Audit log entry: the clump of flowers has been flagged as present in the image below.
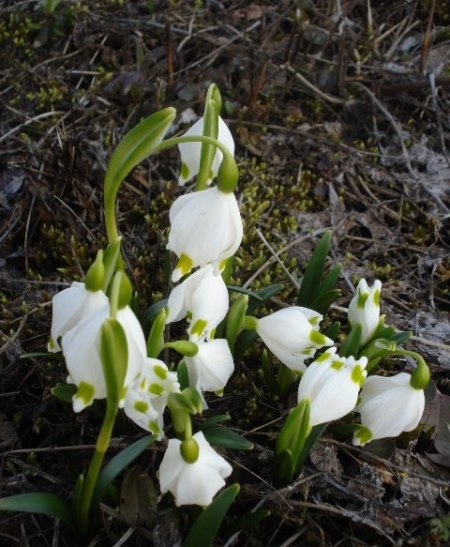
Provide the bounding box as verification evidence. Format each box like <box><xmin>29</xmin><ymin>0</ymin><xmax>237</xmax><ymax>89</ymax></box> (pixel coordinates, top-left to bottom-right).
<box><xmin>0</xmin><ymin>84</ymin><xmax>430</xmax><ymax>543</ymax></box>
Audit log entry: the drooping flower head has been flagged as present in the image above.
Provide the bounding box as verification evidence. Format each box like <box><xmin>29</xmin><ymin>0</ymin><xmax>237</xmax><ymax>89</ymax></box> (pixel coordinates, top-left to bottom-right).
<box><xmin>184</xmin><ymin>338</ymin><xmax>234</xmax><ymax>394</ymax></box>
<box><xmin>48</xmin><ymin>281</ymin><xmax>109</xmax><ymax>352</ymax></box>
<box><xmin>353</xmin><ymin>372</ymin><xmax>425</xmax><ymax>446</ymax></box>
<box><xmin>166</xmin><ymin>265</ymin><xmax>229</xmax><ymax>341</ymax></box>
<box><xmin>124</xmin><ymin>358</ymin><xmax>180</xmax><ymax>439</ymax></box>
<box><xmin>348</xmin><ymin>279</ymin><xmax>382</xmax><ymax>345</ymax></box>
<box><xmin>256</xmin><ymin>306</ymin><xmax>334</xmax><ymax>373</ymax></box>
<box><xmin>297</xmin><ymin>347</ymin><xmax>368</xmax><ymax>426</ymax></box>
<box><xmin>159</xmin><ymin>431</ymin><xmax>232</xmax><ymax>506</ymax></box>
<box><xmin>178</xmin><ymin>116</ymin><xmax>235</xmax><ymax>186</ymax></box>
<box><xmin>61</xmin><ymin>305</ymin><xmax>147</xmax><ymax>412</ymax></box>
<box><xmin>167</xmin><ymin>187</ymin><xmax>243</xmax><ymax>282</ymax></box>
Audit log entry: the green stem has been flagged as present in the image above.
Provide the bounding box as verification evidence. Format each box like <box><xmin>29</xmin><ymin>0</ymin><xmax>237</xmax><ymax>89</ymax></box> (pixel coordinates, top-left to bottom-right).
<box><xmin>389</xmin><ymin>349</ymin><xmax>430</xmax><ymax>389</ymax></box>
<box><xmin>155</xmin><ymin>135</ymin><xmax>238</xmax><ymax>192</ymax></box>
<box><xmin>77</xmin><ymin>404</ymin><xmax>117</xmax><ymax>538</ymax></box>
<box><xmin>109</xmin><ymin>272</ymin><xmax>122</xmax><ymax>319</ymax></box>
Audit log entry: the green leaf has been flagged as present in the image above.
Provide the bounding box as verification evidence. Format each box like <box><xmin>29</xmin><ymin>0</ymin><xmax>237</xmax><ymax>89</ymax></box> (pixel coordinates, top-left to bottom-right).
<box><xmin>20</xmin><ymin>352</ymin><xmax>64</xmax><ymax>361</ymax></box>
<box><xmin>183</xmin><ymin>484</ymin><xmax>240</xmax><ymax>547</ymax></box>
<box><xmin>202</xmin><ymin>426</ymin><xmax>253</xmax><ymax>451</ymax></box>
<box><xmin>297</xmin><ymin>230</ymin><xmax>332</xmax><ymax>308</ymax></box>
<box><xmin>142</xmin><ymin>298</ymin><xmax>168</xmax><ymax>331</ymax></box>
<box><xmin>311</xmin><ymin>289</ymin><xmax>341</xmax><ymax>315</ymax></box>
<box><xmin>295</xmin><ymin>422</ymin><xmax>328</xmax><ymax>471</ymax></box>
<box><xmin>202</xmin><ymin>413</ymin><xmax>231</xmax><ymax>428</ymax></box>
<box><xmin>324</xmin><ymin>321</ymin><xmax>341</xmax><ymax>341</ymax></box>
<box><xmin>247</xmin><ymin>283</ymin><xmax>284</xmax><ymax>314</ymax></box>
<box><xmin>147</xmin><ymin>308</ymin><xmax>166</xmax><ymax>358</ymax></box>
<box><xmin>104</xmin><ymin>108</ymin><xmax>176</xmax><ymax>207</ymax></box>
<box><xmin>51</xmin><ymin>383</ymin><xmax>77</xmax><ymax>403</ymax></box>
<box><xmin>276</xmin><ymin>399</ymin><xmax>311</xmax><ymax>468</ymax></box>
<box><xmin>100</xmin><ymin>319</ymin><xmax>128</xmax><ymax>406</ymax></box>
<box><xmin>177</xmin><ymin>360</ymin><xmax>190</xmax><ymax>391</ymax></box>
<box><xmin>228</xmin><ymin>508</ymin><xmax>270</xmax><ymax>535</ymax></box>
<box><xmin>340</xmin><ymin>323</ymin><xmax>362</xmax><ymax>358</ymax></box>
<box><xmin>226</xmin><ymin>295</ymin><xmax>248</xmax><ymax>353</ymax></box>
<box><xmin>274</xmin><ymin>448</ymin><xmax>294</xmax><ymax>486</ymax></box>
<box><xmin>91</xmin><ymin>435</ymin><xmax>155</xmax><ymax>513</ymax></box>
<box><xmin>0</xmin><ymin>493</ymin><xmax>75</xmax><ymax>530</ymax></box>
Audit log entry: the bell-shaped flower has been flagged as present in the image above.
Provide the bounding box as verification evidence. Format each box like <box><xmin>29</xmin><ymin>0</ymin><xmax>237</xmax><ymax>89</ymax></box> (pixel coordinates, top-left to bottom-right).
<box><xmin>348</xmin><ymin>279</ymin><xmax>382</xmax><ymax>345</ymax></box>
<box><xmin>61</xmin><ymin>305</ymin><xmax>147</xmax><ymax>412</ymax></box>
<box><xmin>48</xmin><ymin>282</ymin><xmax>109</xmax><ymax>352</ymax></box>
<box><xmin>256</xmin><ymin>306</ymin><xmax>334</xmax><ymax>373</ymax></box>
<box><xmin>167</xmin><ymin>187</ymin><xmax>243</xmax><ymax>282</ymax></box>
<box><xmin>352</xmin><ymin>372</ymin><xmax>425</xmax><ymax>446</ymax></box>
<box><xmin>166</xmin><ymin>265</ymin><xmax>229</xmax><ymax>341</ymax></box>
<box><xmin>159</xmin><ymin>431</ymin><xmax>232</xmax><ymax>506</ymax></box>
<box><xmin>178</xmin><ymin>116</ymin><xmax>235</xmax><ymax>186</ymax></box>
<box><xmin>297</xmin><ymin>348</ymin><xmax>368</xmax><ymax>426</ymax></box>
<box><xmin>184</xmin><ymin>339</ymin><xmax>234</xmax><ymax>394</ymax></box>
<box><xmin>124</xmin><ymin>358</ymin><xmax>180</xmax><ymax>439</ymax></box>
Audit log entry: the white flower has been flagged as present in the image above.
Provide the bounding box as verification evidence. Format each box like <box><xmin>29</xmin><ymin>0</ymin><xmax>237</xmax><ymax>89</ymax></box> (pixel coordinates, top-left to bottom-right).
<box><xmin>348</xmin><ymin>279</ymin><xmax>382</xmax><ymax>345</ymax></box>
<box><xmin>178</xmin><ymin>116</ymin><xmax>235</xmax><ymax>186</ymax></box>
<box><xmin>353</xmin><ymin>372</ymin><xmax>425</xmax><ymax>446</ymax></box>
<box><xmin>159</xmin><ymin>431</ymin><xmax>232</xmax><ymax>506</ymax></box>
<box><xmin>167</xmin><ymin>187</ymin><xmax>243</xmax><ymax>282</ymax></box>
<box><xmin>48</xmin><ymin>282</ymin><xmax>109</xmax><ymax>352</ymax></box>
<box><xmin>166</xmin><ymin>265</ymin><xmax>229</xmax><ymax>341</ymax></box>
<box><xmin>124</xmin><ymin>358</ymin><xmax>180</xmax><ymax>439</ymax></box>
<box><xmin>256</xmin><ymin>306</ymin><xmax>334</xmax><ymax>373</ymax></box>
<box><xmin>61</xmin><ymin>306</ymin><xmax>147</xmax><ymax>412</ymax></box>
<box><xmin>184</xmin><ymin>339</ymin><xmax>234</xmax><ymax>394</ymax></box>
<box><xmin>297</xmin><ymin>348</ymin><xmax>368</xmax><ymax>426</ymax></box>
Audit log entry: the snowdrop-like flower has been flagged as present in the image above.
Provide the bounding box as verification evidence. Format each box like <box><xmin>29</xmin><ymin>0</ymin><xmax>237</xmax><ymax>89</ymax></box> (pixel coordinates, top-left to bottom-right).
<box><xmin>48</xmin><ymin>282</ymin><xmax>109</xmax><ymax>352</ymax></box>
<box><xmin>167</xmin><ymin>187</ymin><xmax>243</xmax><ymax>282</ymax></box>
<box><xmin>61</xmin><ymin>305</ymin><xmax>147</xmax><ymax>412</ymax></box>
<box><xmin>256</xmin><ymin>307</ymin><xmax>334</xmax><ymax>373</ymax></box>
<box><xmin>166</xmin><ymin>265</ymin><xmax>229</xmax><ymax>341</ymax></box>
<box><xmin>124</xmin><ymin>358</ymin><xmax>180</xmax><ymax>439</ymax></box>
<box><xmin>184</xmin><ymin>339</ymin><xmax>234</xmax><ymax>394</ymax></box>
<box><xmin>353</xmin><ymin>372</ymin><xmax>425</xmax><ymax>446</ymax></box>
<box><xmin>297</xmin><ymin>348</ymin><xmax>368</xmax><ymax>426</ymax></box>
<box><xmin>159</xmin><ymin>431</ymin><xmax>232</xmax><ymax>506</ymax></box>
<box><xmin>348</xmin><ymin>279</ymin><xmax>382</xmax><ymax>345</ymax></box>
<box><xmin>178</xmin><ymin>116</ymin><xmax>235</xmax><ymax>186</ymax></box>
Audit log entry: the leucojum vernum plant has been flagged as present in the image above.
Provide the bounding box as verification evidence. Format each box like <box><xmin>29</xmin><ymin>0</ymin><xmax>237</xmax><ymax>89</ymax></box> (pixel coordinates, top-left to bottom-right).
<box><xmin>0</xmin><ymin>85</ymin><xmax>431</xmax><ymax>544</ymax></box>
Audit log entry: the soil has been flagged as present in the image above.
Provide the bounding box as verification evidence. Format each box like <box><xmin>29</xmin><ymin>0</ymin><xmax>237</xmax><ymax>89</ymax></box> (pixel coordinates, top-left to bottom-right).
<box><xmin>1</xmin><ymin>1</ymin><xmax>450</xmax><ymax>545</ymax></box>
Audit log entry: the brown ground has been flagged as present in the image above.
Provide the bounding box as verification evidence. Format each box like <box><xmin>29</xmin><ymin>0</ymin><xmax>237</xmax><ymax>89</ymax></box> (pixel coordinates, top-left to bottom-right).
<box><xmin>1</xmin><ymin>1</ymin><xmax>450</xmax><ymax>545</ymax></box>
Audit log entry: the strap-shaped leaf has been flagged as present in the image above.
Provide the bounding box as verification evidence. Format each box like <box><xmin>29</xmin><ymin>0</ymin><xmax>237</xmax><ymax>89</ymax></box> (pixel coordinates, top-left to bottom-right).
<box><xmin>104</xmin><ymin>108</ymin><xmax>176</xmax><ymax>241</ymax></box>
<box><xmin>228</xmin><ymin>508</ymin><xmax>271</xmax><ymax>534</ymax></box>
<box><xmin>297</xmin><ymin>230</ymin><xmax>332</xmax><ymax>308</ymax></box>
<box><xmin>202</xmin><ymin>426</ymin><xmax>253</xmax><ymax>451</ymax></box>
<box><xmin>51</xmin><ymin>383</ymin><xmax>76</xmax><ymax>403</ymax></box>
<box><xmin>183</xmin><ymin>484</ymin><xmax>240</xmax><ymax>547</ymax></box>
<box><xmin>0</xmin><ymin>493</ymin><xmax>75</xmax><ymax>530</ymax></box>
<box><xmin>276</xmin><ymin>399</ymin><xmax>311</xmax><ymax>467</ymax></box>
<box><xmin>295</xmin><ymin>422</ymin><xmax>328</xmax><ymax>472</ymax></box>
<box><xmin>91</xmin><ymin>435</ymin><xmax>155</xmax><ymax>512</ymax></box>
<box><xmin>274</xmin><ymin>448</ymin><xmax>295</xmax><ymax>486</ymax></box>
<box><xmin>147</xmin><ymin>308</ymin><xmax>166</xmax><ymax>358</ymax></box>
<box><xmin>226</xmin><ymin>295</ymin><xmax>248</xmax><ymax>353</ymax></box>
<box><xmin>100</xmin><ymin>318</ymin><xmax>128</xmax><ymax>406</ymax></box>
<box><xmin>340</xmin><ymin>323</ymin><xmax>362</xmax><ymax>358</ymax></box>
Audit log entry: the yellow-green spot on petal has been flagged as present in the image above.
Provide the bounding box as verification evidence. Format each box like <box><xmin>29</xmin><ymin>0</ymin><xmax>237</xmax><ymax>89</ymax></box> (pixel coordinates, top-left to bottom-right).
<box><xmin>149</xmin><ymin>420</ymin><xmax>160</xmax><ymax>435</ymax></box>
<box><xmin>355</xmin><ymin>425</ymin><xmax>372</xmax><ymax>445</ymax></box>
<box><xmin>191</xmin><ymin>319</ymin><xmax>207</xmax><ymax>338</ymax></box>
<box><xmin>310</xmin><ymin>330</ymin><xmax>327</xmax><ymax>345</ymax></box>
<box><xmin>308</xmin><ymin>316</ymin><xmax>320</xmax><ymax>326</ymax></box>
<box><xmin>218</xmin><ymin>258</ymin><xmax>228</xmax><ymax>272</ymax></box>
<box><xmin>180</xmin><ymin>161</ymin><xmax>190</xmax><ymax>181</ymax></box>
<box><xmin>149</xmin><ymin>383</ymin><xmax>164</xmax><ymax>396</ymax></box>
<box><xmin>331</xmin><ymin>360</ymin><xmax>344</xmax><ymax>370</ymax></box>
<box><xmin>48</xmin><ymin>338</ymin><xmax>58</xmax><ymax>351</ymax></box>
<box><xmin>153</xmin><ymin>365</ymin><xmax>167</xmax><ymax>380</ymax></box>
<box><xmin>176</xmin><ymin>254</ymin><xmax>193</xmax><ymax>277</ymax></box>
<box><xmin>351</xmin><ymin>364</ymin><xmax>365</xmax><ymax>384</ymax></box>
<box><xmin>373</xmin><ymin>289</ymin><xmax>380</xmax><ymax>307</ymax></box>
<box><xmin>301</xmin><ymin>348</ymin><xmax>314</xmax><ymax>356</ymax></box>
<box><xmin>357</xmin><ymin>292</ymin><xmax>369</xmax><ymax>308</ymax></box>
<box><xmin>134</xmin><ymin>400</ymin><xmax>149</xmax><ymax>413</ymax></box>
<box><xmin>316</xmin><ymin>350</ymin><xmax>333</xmax><ymax>363</ymax></box>
<box><xmin>76</xmin><ymin>382</ymin><xmax>95</xmax><ymax>406</ymax></box>
<box><xmin>140</xmin><ymin>378</ymin><xmax>147</xmax><ymax>390</ymax></box>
